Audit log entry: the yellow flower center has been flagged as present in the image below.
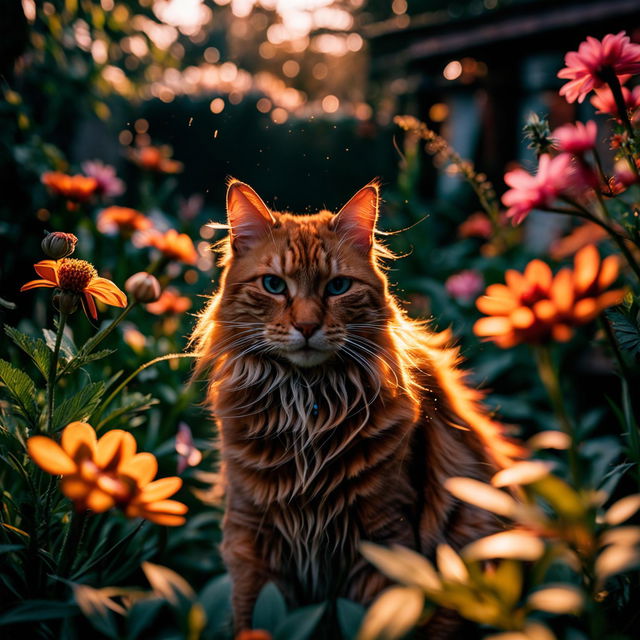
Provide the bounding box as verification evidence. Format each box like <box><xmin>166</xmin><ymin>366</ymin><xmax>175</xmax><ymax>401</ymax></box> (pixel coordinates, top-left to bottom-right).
<box><xmin>58</xmin><ymin>258</ymin><xmax>97</xmax><ymax>292</ymax></box>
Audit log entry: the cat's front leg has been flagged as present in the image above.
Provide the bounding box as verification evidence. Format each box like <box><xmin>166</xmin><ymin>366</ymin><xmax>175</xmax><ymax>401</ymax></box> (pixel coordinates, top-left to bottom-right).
<box><xmin>221</xmin><ymin>513</ymin><xmax>270</xmax><ymax>631</ymax></box>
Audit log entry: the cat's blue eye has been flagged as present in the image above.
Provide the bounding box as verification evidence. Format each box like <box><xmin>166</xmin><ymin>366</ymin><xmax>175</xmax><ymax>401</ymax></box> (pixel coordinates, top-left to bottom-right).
<box><xmin>262</xmin><ymin>275</ymin><xmax>287</xmax><ymax>295</ymax></box>
<box><xmin>326</xmin><ymin>277</ymin><xmax>352</xmax><ymax>296</ymax></box>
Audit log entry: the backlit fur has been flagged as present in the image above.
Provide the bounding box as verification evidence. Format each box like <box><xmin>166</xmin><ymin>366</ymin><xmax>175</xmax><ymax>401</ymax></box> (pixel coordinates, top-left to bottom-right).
<box><xmin>191</xmin><ymin>180</ymin><xmax>521</xmax><ymax>637</ymax></box>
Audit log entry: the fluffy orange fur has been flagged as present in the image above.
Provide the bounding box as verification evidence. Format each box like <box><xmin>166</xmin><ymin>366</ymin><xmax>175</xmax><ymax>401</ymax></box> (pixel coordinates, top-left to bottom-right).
<box><xmin>192</xmin><ymin>179</ymin><xmax>521</xmax><ymax>637</ymax></box>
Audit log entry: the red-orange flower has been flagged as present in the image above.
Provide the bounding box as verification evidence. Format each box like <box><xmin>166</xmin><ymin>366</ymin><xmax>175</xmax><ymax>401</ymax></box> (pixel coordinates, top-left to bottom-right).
<box><xmin>21</xmin><ymin>258</ymin><xmax>127</xmax><ymax>320</ymax></box>
<box><xmin>128</xmin><ymin>145</ymin><xmax>183</xmax><ymax>173</ymax></box>
<box><xmin>473</xmin><ymin>245</ymin><xmax>626</xmax><ymax>348</ymax></box>
<box><xmin>42</xmin><ymin>172</ymin><xmax>99</xmax><ymax>209</ymax></box>
<box><xmin>140</xmin><ymin>229</ymin><xmax>198</xmax><ymax>265</ymax></box>
<box><xmin>28</xmin><ymin>422</ymin><xmax>187</xmax><ymax>526</ymax></box>
<box><xmin>97</xmin><ymin>206</ymin><xmax>152</xmax><ymax>235</ymax></box>
<box><xmin>146</xmin><ymin>288</ymin><xmax>192</xmax><ymax>315</ymax></box>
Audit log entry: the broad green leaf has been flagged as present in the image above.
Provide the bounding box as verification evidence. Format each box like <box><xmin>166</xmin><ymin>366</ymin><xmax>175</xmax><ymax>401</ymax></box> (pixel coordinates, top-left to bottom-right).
<box><xmin>273</xmin><ymin>602</ymin><xmax>326</xmax><ymax>640</ymax></box>
<box><xmin>252</xmin><ymin>582</ymin><xmax>287</xmax><ymax>633</ymax></box>
<box><xmin>96</xmin><ymin>392</ymin><xmax>159</xmax><ymax>430</ymax></box>
<box><xmin>199</xmin><ymin>573</ymin><xmax>232</xmax><ymax>638</ymax></box>
<box><xmin>0</xmin><ymin>359</ymin><xmax>38</xmax><ymax>425</ymax></box>
<box><xmin>127</xmin><ymin>598</ymin><xmax>165</xmax><ymax>639</ymax></box>
<box><xmin>43</xmin><ymin>327</ymin><xmax>77</xmax><ymax>361</ymax></box>
<box><xmin>0</xmin><ymin>600</ymin><xmax>78</xmax><ymax>625</ymax></box>
<box><xmin>357</xmin><ymin>587</ymin><xmax>422</xmax><ymax>640</ymax></box>
<box><xmin>64</xmin><ymin>348</ymin><xmax>115</xmax><ymax>376</ymax></box>
<box><xmin>336</xmin><ymin>598</ymin><xmax>365</xmax><ymax>640</ymax></box>
<box><xmin>606</xmin><ymin>310</ymin><xmax>640</xmax><ymax>356</ymax></box>
<box><xmin>53</xmin><ymin>382</ymin><xmax>105</xmax><ymax>431</ymax></box>
<box><xmin>4</xmin><ymin>325</ymin><xmax>50</xmax><ymax>377</ymax></box>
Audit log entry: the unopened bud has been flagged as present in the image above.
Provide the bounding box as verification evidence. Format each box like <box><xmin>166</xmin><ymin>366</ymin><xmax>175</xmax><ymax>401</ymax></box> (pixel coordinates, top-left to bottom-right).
<box><xmin>42</xmin><ymin>231</ymin><xmax>78</xmax><ymax>259</ymax></box>
<box><xmin>53</xmin><ymin>290</ymin><xmax>80</xmax><ymax>315</ymax></box>
<box><xmin>125</xmin><ymin>271</ymin><xmax>161</xmax><ymax>303</ymax></box>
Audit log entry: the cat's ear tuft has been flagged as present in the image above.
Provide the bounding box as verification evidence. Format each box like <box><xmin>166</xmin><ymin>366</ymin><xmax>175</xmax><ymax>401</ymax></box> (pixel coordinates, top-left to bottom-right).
<box><xmin>332</xmin><ymin>181</ymin><xmax>379</xmax><ymax>252</ymax></box>
<box><xmin>226</xmin><ymin>179</ymin><xmax>275</xmax><ymax>254</ymax></box>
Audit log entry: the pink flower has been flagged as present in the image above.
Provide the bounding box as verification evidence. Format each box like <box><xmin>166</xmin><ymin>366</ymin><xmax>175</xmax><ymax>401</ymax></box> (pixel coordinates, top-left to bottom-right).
<box><xmin>445</xmin><ymin>270</ymin><xmax>484</xmax><ymax>304</ymax></box>
<box><xmin>590</xmin><ymin>85</ymin><xmax>640</xmax><ymax>121</ymax></box>
<box><xmin>553</xmin><ymin>120</ymin><xmax>597</xmax><ymax>154</ymax></box>
<box><xmin>613</xmin><ymin>159</ymin><xmax>639</xmax><ymax>188</ymax></box>
<box><xmin>502</xmin><ymin>154</ymin><xmax>573</xmax><ymax>224</ymax></box>
<box><xmin>557</xmin><ymin>31</ymin><xmax>640</xmax><ymax>103</ymax></box>
<box><xmin>81</xmin><ymin>160</ymin><xmax>125</xmax><ymax>198</ymax></box>
<box><xmin>176</xmin><ymin>423</ymin><xmax>202</xmax><ymax>474</ymax></box>
<box><xmin>458</xmin><ymin>212</ymin><xmax>493</xmax><ymax>239</ymax></box>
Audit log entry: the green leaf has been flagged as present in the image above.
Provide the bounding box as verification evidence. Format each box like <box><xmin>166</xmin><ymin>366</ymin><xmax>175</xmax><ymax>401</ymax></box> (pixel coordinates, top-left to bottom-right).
<box><xmin>96</xmin><ymin>392</ymin><xmax>159</xmax><ymax>430</ymax></box>
<box><xmin>43</xmin><ymin>327</ymin><xmax>77</xmax><ymax>361</ymax></box>
<box><xmin>4</xmin><ymin>325</ymin><xmax>50</xmax><ymax>378</ymax></box>
<box><xmin>199</xmin><ymin>573</ymin><xmax>232</xmax><ymax>638</ymax></box>
<box><xmin>127</xmin><ymin>598</ymin><xmax>165</xmax><ymax>639</ymax></box>
<box><xmin>0</xmin><ymin>359</ymin><xmax>38</xmax><ymax>425</ymax></box>
<box><xmin>0</xmin><ymin>600</ymin><xmax>78</xmax><ymax>625</ymax></box>
<box><xmin>0</xmin><ymin>544</ymin><xmax>24</xmax><ymax>555</ymax></box>
<box><xmin>336</xmin><ymin>598</ymin><xmax>365</xmax><ymax>640</ymax></box>
<box><xmin>64</xmin><ymin>349</ymin><xmax>115</xmax><ymax>376</ymax></box>
<box><xmin>606</xmin><ymin>310</ymin><xmax>640</xmax><ymax>356</ymax></box>
<box><xmin>252</xmin><ymin>582</ymin><xmax>287</xmax><ymax>633</ymax></box>
<box><xmin>53</xmin><ymin>382</ymin><xmax>105</xmax><ymax>431</ymax></box>
<box><xmin>273</xmin><ymin>603</ymin><xmax>326</xmax><ymax>640</ymax></box>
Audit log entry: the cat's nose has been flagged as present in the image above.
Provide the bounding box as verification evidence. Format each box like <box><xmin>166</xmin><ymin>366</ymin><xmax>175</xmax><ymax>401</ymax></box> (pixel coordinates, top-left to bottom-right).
<box><xmin>294</xmin><ymin>322</ymin><xmax>320</xmax><ymax>339</ymax></box>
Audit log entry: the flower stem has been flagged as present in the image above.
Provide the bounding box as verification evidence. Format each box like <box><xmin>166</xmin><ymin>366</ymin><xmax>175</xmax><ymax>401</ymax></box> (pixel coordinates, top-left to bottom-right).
<box><xmin>46</xmin><ymin>311</ymin><xmax>67</xmax><ymax>433</ymax></box>
<box><xmin>58</xmin><ymin>510</ymin><xmax>88</xmax><ymax>577</ymax></box>
<box><xmin>534</xmin><ymin>345</ymin><xmax>580</xmax><ymax>486</ymax></box>
<box><xmin>604</xmin><ymin>71</ymin><xmax>636</xmax><ymax>140</ymax></box>
<box><xmin>93</xmin><ymin>352</ymin><xmax>198</xmax><ymax>429</ymax></box>
<box><xmin>56</xmin><ymin>302</ymin><xmax>137</xmax><ymax>381</ymax></box>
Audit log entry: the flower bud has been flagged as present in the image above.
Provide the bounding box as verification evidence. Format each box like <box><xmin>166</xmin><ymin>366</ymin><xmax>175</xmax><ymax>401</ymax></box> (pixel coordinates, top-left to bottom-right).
<box><xmin>125</xmin><ymin>271</ymin><xmax>161</xmax><ymax>303</ymax></box>
<box><xmin>53</xmin><ymin>290</ymin><xmax>80</xmax><ymax>315</ymax></box>
<box><xmin>42</xmin><ymin>232</ymin><xmax>78</xmax><ymax>259</ymax></box>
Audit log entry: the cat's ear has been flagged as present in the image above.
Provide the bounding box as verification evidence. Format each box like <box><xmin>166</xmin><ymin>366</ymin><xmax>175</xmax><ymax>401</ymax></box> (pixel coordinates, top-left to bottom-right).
<box><xmin>226</xmin><ymin>179</ymin><xmax>275</xmax><ymax>254</ymax></box>
<box><xmin>332</xmin><ymin>182</ymin><xmax>379</xmax><ymax>252</ymax></box>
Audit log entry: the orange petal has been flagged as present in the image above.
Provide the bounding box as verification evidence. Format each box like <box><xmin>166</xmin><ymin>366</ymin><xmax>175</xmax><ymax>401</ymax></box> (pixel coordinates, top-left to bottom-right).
<box><xmin>550</xmin><ymin>269</ymin><xmax>574</xmax><ymax>314</ymax></box>
<box><xmin>60</xmin><ymin>476</ymin><xmax>91</xmax><ymax>500</ymax></box>
<box><xmin>83</xmin><ymin>292</ymin><xmax>98</xmax><ymax>320</ymax></box>
<box><xmin>20</xmin><ymin>279</ymin><xmax>57</xmax><ymax>292</ymax></box>
<box><xmin>552</xmin><ymin>324</ymin><xmax>574</xmax><ymax>342</ymax></box>
<box><xmin>96</xmin><ymin>430</ymin><xmax>137</xmax><ymax>469</ymax></box>
<box><xmin>33</xmin><ymin>260</ymin><xmax>59</xmax><ymax>284</ymax></box>
<box><xmin>473</xmin><ymin>316</ymin><xmax>513</xmax><ymax>337</ymax></box>
<box><xmin>136</xmin><ymin>511</ymin><xmax>186</xmax><ymax>526</ymax></box>
<box><xmin>485</xmin><ymin>284</ymin><xmax>515</xmax><ymax>299</ymax></box>
<box><xmin>476</xmin><ymin>295</ymin><xmax>517</xmax><ymax>315</ymax></box>
<box><xmin>573</xmin><ymin>245</ymin><xmax>600</xmax><ymax>295</ymax></box>
<box><xmin>524</xmin><ymin>260</ymin><xmax>552</xmax><ymax>289</ymax></box>
<box><xmin>142</xmin><ymin>499</ymin><xmax>188</xmax><ymax>515</ymax></box>
<box><xmin>85</xmin><ymin>488</ymin><xmax>116</xmax><ymax>513</ymax></box>
<box><xmin>27</xmin><ymin>436</ymin><xmax>76</xmax><ymax>475</ymax></box>
<box><xmin>86</xmin><ymin>279</ymin><xmax>127</xmax><ymax>307</ymax></box>
<box><xmin>136</xmin><ymin>477</ymin><xmax>182</xmax><ymax>503</ymax></box>
<box><xmin>495</xmin><ymin>332</ymin><xmax>520</xmax><ymax>348</ymax></box>
<box><xmin>504</xmin><ymin>269</ymin><xmax>528</xmax><ymax>297</ymax></box>
<box><xmin>510</xmin><ymin>307</ymin><xmax>536</xmax><ymax>329</ymax></box>
<box><xmin>598</xmin><ymin>255</ymin><xmax>619</xmax><ymax>290</ymax></box>
<box><xmin>61</xmin><ymin>421</ymin><xmax>97</xmax><ymax>460</ymax></box>
<box><xmin>596</xmin><ymin>289</ymin><xmax>627</xmax><ymax>310</ymax></box>
<box><xmin>573</xmin><ymin>298</ymin><xmax>599</xmax><ymax>323</ymax></box>
<box><xmin>119</xmin><ymin>452</ymin><xmax>158</xmax><ymax>486</ymax></box>
<box><xmin>533</xmin><ymin>300</ymin><xmax>557</xmax><ymax>322</ymax></box>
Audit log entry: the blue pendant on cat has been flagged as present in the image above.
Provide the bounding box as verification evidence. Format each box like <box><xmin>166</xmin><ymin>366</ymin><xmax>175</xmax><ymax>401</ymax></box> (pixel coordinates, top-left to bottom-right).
<box><xmin>312</xmin><ymin>403</ymin><xmax>319</xmax><ymax>417</ymax></box>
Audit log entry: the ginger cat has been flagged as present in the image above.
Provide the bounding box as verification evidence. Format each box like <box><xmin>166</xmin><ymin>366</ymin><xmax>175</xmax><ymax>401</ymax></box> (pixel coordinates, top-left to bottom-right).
<box><xmin>192</xmin><ymin>179</ymin><xmax>520</xmax><ymax>638</ymax></box>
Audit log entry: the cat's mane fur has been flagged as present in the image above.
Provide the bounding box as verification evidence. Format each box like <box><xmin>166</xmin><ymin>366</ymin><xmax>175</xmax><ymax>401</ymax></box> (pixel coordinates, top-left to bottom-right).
<box><xmin>191</xmin><ymin>180</ymin><xmax>521</xmax><ymax>635</ymax></box>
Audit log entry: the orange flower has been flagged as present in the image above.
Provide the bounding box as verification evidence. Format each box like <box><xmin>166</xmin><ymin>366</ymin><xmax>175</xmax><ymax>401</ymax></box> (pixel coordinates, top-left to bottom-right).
<box><xmin>20</xmin><ymin>258</ymin><xmax>127</xmax><ymax>320</ymax></box>
<box><xmin>128</xmin><ymin>145</ymin><xmax>183</xmax><ymax>173</ymax></box>
<box><xmin>235</xmin><ymin>631</ymin><xmax>272</xmax><ymax>640</ymax></box>
<box><xmin>146</xmin><ymin>288</ymin><xmax>192</xmax><ymax>315</ymax></box>
<box><xmin>549</xmin><ymin>222</ymin><xmax>608</xmax><ymax>260</ymax></box>
<box><xmin>28</xmin><ymin>422</ymin><xmax>187</xmax><ymax>526</ymax></box>
<box><xmin>474</xmin><ymin>245</ymin><xmax>626</xmax><ymax>348</ymax></box>
<box><xmin>97</xmin><ymin>206</ymin><xmax>152</xmax><ymax>235</ymax></box>
<box><xmin>141</xmin><ymin>229</ymin><xmax>198</xmax><ymax>264</ymax></box>
<box><xmin>42</xmin><ymin>172</ymin><xmax>99</xmax><ymax>209</ymax></box>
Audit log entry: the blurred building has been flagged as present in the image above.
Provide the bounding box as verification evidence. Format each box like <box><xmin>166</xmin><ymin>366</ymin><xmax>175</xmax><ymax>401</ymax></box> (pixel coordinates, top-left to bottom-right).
<box><xmin>365</xmin><ymin>0</ymin><xmax>640</xmax><ymax>214</ymax></box>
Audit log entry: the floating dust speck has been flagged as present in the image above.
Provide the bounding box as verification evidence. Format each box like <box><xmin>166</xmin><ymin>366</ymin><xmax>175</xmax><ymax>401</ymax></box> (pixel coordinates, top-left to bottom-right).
<box><xmin>188</xmin><ymin>117</ymin><xmax>193</xmax><ymax>127</ymax></box>
<box><xmin>213</xmin><ymin>130</ymin><xmax>218</xmax><ymax>138</ymax></box>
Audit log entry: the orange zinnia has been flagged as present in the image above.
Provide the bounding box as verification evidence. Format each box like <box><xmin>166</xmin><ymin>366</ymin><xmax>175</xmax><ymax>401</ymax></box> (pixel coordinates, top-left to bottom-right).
<box><xmin>21</xmin><ymin>258</ymin><xmax>127</xmax><ymax>320</ymax></box>
<box><xmin>28</xmin><ymin>422</ymin><xmax>187</xmax><ymax>526</ymax></box>
<box><xmin>42</xmin><ymin>172</ymin><xmax>99</xmax><ymax>209</ymax></box>
<box><xmin>146</xmin><ymin>288</ymin><xmax>192</xmax><ymax>315</ymax></box>
<box><xmin>474</xmin><ymin>245</ymin><xmax>626</xmax><ymax>348</ymax></box>
<box><xmin>141</xmin><ymin>229</ymin><xmax>198</xmax><ymax>265</ymax></box>
<box><xmin>97</xmin><ymin>206</ymin><xmax>152</xmax><ymax>235</ymax></box>
<box><xmin>128</xmin><ymin>145</ymin><xmax>183</xmax><ymax>173</ymax></box>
